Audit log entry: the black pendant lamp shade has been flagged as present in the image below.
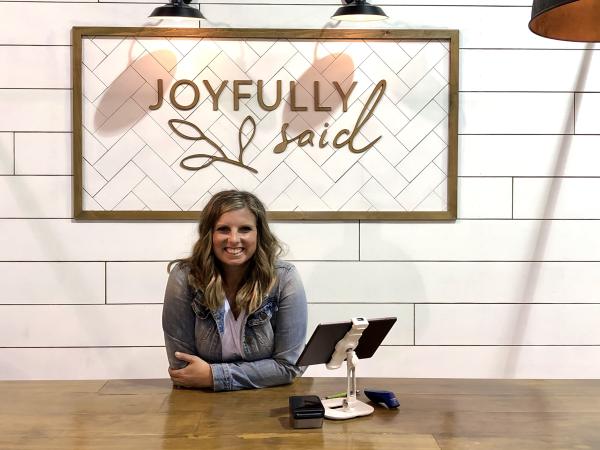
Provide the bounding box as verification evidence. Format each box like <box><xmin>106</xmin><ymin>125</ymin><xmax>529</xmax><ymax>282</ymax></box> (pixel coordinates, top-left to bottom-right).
<box><xmin>332</xmin><ymin>0</ymin><xmax>388</xmax><ymax>22</ymax></box>
<box><xmin>150</xmin><ymin>0</ymin><xmax>205</xmax><ymax>20</ymax></box>
<box><xmin>529</xmin><ymin>0</ymin><xmax>600</xmax><ymax>42</ymax></box>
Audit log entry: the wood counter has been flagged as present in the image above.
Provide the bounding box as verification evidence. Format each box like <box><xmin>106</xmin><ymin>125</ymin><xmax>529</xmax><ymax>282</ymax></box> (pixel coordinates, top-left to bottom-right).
<box><xmin>1</xmin><ymin>377</ymin><xmax>599</xmax><ymax>449</ymax></box>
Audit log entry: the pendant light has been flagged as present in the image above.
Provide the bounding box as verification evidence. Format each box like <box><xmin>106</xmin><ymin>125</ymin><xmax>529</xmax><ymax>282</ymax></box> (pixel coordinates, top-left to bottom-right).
<box><xmin>150</xmin><ymin>0</ymin><xmax>205</xmax><ymax>21</ymax></box>
<box><xmin>332</xmin><ymin>0</ymin><xmax>388</xmax><ymax>22</ymax></box>
<box><xmin>529</xmin><ymin>0</ymin><xmax>600</xmax><ymax>42</ymax></box>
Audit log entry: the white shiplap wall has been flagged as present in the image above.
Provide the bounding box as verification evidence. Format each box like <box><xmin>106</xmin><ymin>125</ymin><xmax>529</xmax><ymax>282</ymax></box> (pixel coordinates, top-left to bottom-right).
<box><xmin>1</xmin><ymin>0</ymin><xmax>600</xmax><ymax>380</ymax></box>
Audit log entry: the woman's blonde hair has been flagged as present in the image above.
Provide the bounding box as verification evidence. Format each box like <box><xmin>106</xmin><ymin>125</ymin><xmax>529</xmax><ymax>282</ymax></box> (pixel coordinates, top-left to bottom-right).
<box><xmin>169</xmin><ymin>190</ymin><xmax>283</xmax><ymax>313</ymax></box>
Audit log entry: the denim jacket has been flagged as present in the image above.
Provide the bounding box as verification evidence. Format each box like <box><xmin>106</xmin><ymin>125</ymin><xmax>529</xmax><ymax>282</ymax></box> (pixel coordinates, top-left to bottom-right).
<box><xmin>162</xmin><ymin>260</ymin><xmax>307</xmax><ymax>391</ymax></box>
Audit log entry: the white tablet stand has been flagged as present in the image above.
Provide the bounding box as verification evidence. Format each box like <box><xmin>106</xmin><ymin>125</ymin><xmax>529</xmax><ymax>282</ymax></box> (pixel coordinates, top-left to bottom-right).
<box><xmin>320</xmin><ymin>317</ymin><xmax>375</xmax><ymax>420</ymax></box>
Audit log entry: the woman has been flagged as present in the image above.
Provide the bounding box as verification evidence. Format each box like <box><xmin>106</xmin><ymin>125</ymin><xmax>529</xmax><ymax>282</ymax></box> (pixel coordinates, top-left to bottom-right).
<box><xmin>162</xmin><ymin>190</ymin><xmax>307</xmax><ymax>391</ymax></box>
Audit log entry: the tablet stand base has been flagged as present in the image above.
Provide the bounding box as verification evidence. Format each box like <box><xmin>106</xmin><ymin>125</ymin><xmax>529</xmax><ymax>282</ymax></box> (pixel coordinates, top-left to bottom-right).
<box><xmin>322</xmin><ymin>348</ymin><xmax>374</xmax><ymax>420</ymax></box>
<box><xmin>321</xmin><ymin>397</ymin><xmax>374</xmax><ymax>420</ymax></box>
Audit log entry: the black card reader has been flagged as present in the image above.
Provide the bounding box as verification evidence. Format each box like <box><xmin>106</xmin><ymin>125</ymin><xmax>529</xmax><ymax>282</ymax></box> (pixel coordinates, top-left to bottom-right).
<box><xmin>289</xmin><ymin>395</ymin><xmax>325</xmax><ymax>429</ymax></box>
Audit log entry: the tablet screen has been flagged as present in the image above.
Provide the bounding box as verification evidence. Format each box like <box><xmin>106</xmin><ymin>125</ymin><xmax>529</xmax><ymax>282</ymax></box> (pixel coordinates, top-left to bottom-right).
<box><xmin>296</xmin><ymin>317</ymin><xmax>396</xmax><ymax>366</ymax></box>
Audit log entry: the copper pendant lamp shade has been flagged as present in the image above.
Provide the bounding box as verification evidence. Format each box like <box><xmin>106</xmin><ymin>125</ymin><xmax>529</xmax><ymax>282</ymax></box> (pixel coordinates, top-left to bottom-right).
<box><xmin>529</xmin><ymin>0</ymin><xmax>600</xmax><ymax>42</ymax></box>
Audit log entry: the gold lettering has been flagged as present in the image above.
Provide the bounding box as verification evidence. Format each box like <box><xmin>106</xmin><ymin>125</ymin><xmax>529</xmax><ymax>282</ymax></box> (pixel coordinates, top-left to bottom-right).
<box><xmin>289</xmin><ymin>81</ymin><xmax>308</xmax><ymax>111</ymax></box>
<box><xmin>158</xmin><ymin>77</ymin><xmax>386</xmax><ymax>160</ymax></box>
<box><xmin>203</xmin><ymin>80</ymin><xmax>228</xmax><ymax>111</ymax></box>
<box><xmin>319</xmin><ymin>122</ymin><xmax>329</xmax><ymax>148</ymax></box>
<box><xmin>337</xmin><ymin>80</ymin><xmax>386</xmax><ymax>153</ymax></box>
<box><xmin>233</xmin><ymin>80</ymin><xmax>252</xmax><ymax>111</ymax></box>
<box><xmin>333</xmin><ymin>81</ymin><xmax>357</xmax><ymax>112</ymax></box>
<box><xmin>272</xmin><ymin>124</ymin><xmax>315</xmax><ymax>152</ymax></box>
<box><xmin>297</xmin><ymin>130</ymin><xmax>315</xmax><ymax>146</ymax></box>
<box><xmin>333</xmin><ymin>129</ymin><xmax>351</xmax><ymax>149</ymax></box>
<box><xmin>257</xmin><ymin>80</ymin><xmax>282</xmax><ymax>111</ymax></box>
<box><xmin>170</xmin><ymin>79</ymin><xmax>199</xmax><ymax>111</ymax></box>
<box><xmin>313</xmin><ymin>81</ymin><xmax>331</xmax><ymax>112</ymax></box>
<box><xmin>149</xmin><ymin>79</ymin><xmax>163</xmax><ymax>110</ymax></box>
<box><xmin>273</xmin><ymin>123</ymin><xmax>291</xmax><ymax>154</ymax></box>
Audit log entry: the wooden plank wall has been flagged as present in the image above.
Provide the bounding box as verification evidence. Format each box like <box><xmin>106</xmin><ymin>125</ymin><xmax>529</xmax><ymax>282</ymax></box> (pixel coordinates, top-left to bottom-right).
<box><xmin>1</xmin><ymin>0</ymin><xmax>600</xmax><ymax>380</ymax></box>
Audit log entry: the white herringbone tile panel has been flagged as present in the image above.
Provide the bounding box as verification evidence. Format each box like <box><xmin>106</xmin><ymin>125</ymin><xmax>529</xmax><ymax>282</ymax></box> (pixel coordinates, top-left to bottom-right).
<box><xmin>81</xmin><ymin>36</ymin><xmax>451</xmax><ymax>214</ymax></box>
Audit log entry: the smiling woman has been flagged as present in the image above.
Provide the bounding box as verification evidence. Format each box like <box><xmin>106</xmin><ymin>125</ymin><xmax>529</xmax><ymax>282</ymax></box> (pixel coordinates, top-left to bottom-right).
<box><xmin>162</xmin><ymin>190</ymin><xmax>308</xmax><ymax>391</ymax></box>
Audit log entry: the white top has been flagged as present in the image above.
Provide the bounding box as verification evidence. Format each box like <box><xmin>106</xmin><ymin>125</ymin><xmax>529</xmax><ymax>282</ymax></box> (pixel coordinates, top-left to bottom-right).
<box><xmin>221</xmin><ymin>298</ymin><xmax>247</xmax><ymax>361</ymax></box>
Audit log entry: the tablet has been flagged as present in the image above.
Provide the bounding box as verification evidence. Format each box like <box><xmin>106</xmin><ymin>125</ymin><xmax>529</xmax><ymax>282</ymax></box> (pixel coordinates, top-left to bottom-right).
<box><xmin>295</xmin><ymin>317</ymin><xmax>397</xmax><ymax>366</ymax></box>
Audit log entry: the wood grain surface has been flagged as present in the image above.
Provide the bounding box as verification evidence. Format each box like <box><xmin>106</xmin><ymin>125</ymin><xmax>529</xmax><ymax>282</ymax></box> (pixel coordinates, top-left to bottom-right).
<box><xmin>1</xmin><ymin>377</ymin><xmax>599</xmax><ymax>449</ymax></box>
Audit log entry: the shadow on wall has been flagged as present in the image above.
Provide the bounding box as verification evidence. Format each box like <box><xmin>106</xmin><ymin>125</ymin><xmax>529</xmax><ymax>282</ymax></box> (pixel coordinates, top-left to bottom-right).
<box><xmin>504</xmin><ymin>45</ymin><xmax>595</xmax><ymax>377</ymax></box>
<box><xmin>498</xmin><ymin>44</ymin><xmax>595</xmax><ymax>450</ymax></box>
<box><xmin>0</xmin><ymin>138</ymin><xmax>11</xmax><ymax>171</ymax></box>
<box><xmin>282</xmin><ymin>52</ymin><xmax>355</xmax><ymax>135</ymax></box>
<box><xmin>93</xmin><ymin>46</ymin><xmax>178</xmax><ymax>136</ymax></box>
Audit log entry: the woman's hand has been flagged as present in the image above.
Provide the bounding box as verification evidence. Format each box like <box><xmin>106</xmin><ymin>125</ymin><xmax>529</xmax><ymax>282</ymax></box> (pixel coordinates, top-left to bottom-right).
<box><xmin>168</xmin><ymin>352</ymin><xmax>214</xmax><ymax>389</ymax></box>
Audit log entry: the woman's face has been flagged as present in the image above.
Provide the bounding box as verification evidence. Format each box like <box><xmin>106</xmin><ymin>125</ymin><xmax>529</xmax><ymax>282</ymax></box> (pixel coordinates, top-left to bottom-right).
<box><xmin>212</xmin><ymin>207</ymin><xmax>258</xmax><ymax>270</ymax></box>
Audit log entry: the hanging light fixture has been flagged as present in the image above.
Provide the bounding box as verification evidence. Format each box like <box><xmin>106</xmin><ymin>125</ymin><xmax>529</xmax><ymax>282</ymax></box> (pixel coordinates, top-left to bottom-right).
<box><xmin>150</xmin><ymin>0</ymin><xmax>205</xmax><ymax>20</ymax></box>
<box><xmin>332</xmin><ymin>0</ymin><xmax>388</xmax><ymax>22</ymax></box>
<box><xmin>529</xmin><ymin>0</ymin><xmax>600</xmax><ymax>42</ymax></box>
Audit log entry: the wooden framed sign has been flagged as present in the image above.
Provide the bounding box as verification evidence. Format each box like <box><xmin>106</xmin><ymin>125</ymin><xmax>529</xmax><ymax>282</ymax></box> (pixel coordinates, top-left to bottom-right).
<box><xmin>72</xmin><ymin>27</ymin><xmax>458</xmax><ymax>220</ymax></box>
